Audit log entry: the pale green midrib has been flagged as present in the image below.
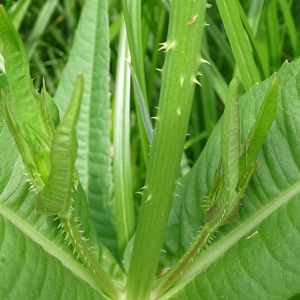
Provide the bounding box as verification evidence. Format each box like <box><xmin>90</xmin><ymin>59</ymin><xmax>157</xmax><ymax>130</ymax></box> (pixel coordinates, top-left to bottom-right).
<box><xmin>158</xmin><ymin>178</ymin><xmax>300</xmax><ymax>300</ymax></box>
<box><xmin>222</xmin><ymin>0</ymin><xmax>252</xmax><ymax>88</ymax></box>
<box><xmin>0</xmin><ymin>202</ymin><xmax>102</xmax><ymax>294</ymax></box>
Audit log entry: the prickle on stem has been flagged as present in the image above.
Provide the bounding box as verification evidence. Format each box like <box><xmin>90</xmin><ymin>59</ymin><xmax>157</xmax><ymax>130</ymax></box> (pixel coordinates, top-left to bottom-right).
<box><xmin>188</xmin><ymin>15</ymin><xmax>198</xmax><ymax>26</ymax></box>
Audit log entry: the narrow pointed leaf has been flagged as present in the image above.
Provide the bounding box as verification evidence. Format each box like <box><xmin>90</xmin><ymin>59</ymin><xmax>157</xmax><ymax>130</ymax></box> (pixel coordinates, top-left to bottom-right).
<box><xmin>244</xmin><ymin>75</ymin><xmax>279</xmax><ymax>174</ymax></box>
<box><xmin>127</xmin><ymin>59</ymin><xmax>153</xmax><ymax>144</ymax></box>
<box><xmin>215</xmin><ymin>0</ymin><xmax>261</xmax><ymax>90</ymax></box>
<box><xmin>205</xmin><ymin>77</ymin><xmax>240</xmax><ymax>224</ymax></box>
<box><xmin>36</xmin><ymin>76</ymin><xmax>83</xmax><ymax>218</ymax></box>
<box><xmin>221</xmin><ymin>77</ymin><xmax>240</xmax><ymax>196</ymax></box>
<box><xmin>0</xmin><ymin>6</ymin><xmax>55</xmax><ymax>139</ymax></box>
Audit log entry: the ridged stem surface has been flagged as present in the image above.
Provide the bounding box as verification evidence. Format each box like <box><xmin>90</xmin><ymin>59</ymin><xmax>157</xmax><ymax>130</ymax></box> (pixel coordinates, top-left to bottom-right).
<box><xmin>126</xmin><ymin>1</ymin><xmax>208</xmax><ymax>299</ymax></box>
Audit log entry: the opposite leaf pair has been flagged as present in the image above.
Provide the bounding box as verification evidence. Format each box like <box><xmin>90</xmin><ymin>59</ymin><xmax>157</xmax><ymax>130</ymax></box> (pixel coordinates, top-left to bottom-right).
<box><xmin>0</xmin><ymin>74</ymin><xmax>83</xmax><ymax>219</ymax></box>
<box><xmin>152</xmin><ymin>75</ymin><xmax>278</xmax><ymax>298</ymax></box>
<box><xmin>203</xmin><ymin>75</ymin><xmax>278</xmax><ymax>229</ymax></box>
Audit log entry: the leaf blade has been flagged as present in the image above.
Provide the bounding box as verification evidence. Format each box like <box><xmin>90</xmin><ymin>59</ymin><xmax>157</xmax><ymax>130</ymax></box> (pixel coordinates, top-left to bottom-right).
<box><xmin>54</xmin><ymin>0</ymin><xmax>116</xmax><ymax>254</ymax></box>
<box><xmin>36</xmin><ymin>76</ymin><xmax>83</xmax><ymax>218</ymax></box>
<box><xmin>162</xmin><ymin>58</ymin><xmax>300</xmax><ymax>299</ymax></box>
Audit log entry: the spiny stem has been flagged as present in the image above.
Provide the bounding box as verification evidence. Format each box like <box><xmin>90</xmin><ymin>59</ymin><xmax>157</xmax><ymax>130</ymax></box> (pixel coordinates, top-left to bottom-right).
<box><xmin>125</xmin><ymin>1</ymin><xmax>208</xmax><ymax>299</ymax></box>
<box><xmin>151</xmin><ymin>225</ymin><xmax>213</xmax><ymax>299</ymax></box>
<box><xmin>60</xmin><ymin>217</ymin><xmax>121</xmax><ymax>300</ymax></box>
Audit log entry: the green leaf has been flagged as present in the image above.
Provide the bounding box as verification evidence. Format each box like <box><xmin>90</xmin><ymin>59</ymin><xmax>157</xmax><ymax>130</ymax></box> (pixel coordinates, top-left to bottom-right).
<box><xmin>215</xmin><ymin>0</ymin><xmax>261</xmax><ymax>90</ymax></box>
<box><xmin>0</xmin><ymin>6</ymin><xmax>59</xmax><ymax>182</ymax></box>
<box><xmin>0</xmin><ymin>113</ymin><xmax>126</xmax><ymax>299</ymax></box>
<box><xmin>0</xmin><ymin>81</ymin><xmax>44</xmax><ymax>191</ymax></box>
<box><xmin>54</xmin><ymin>0</ymin><xmax>116</xmax><ymax>255</ymax></box>
<box><xmin>36</xmin><ymin>76</ymin><xmax>83</xmax><ymax>218</ymax></box>
<box><xmin>0</xmin><ymin>8</ymin><xmax>126</xmax><ymax>294</ymax></box>
<box><xmin>240</xmin><ymin>75</ymin><xmax>279</xmax><ymax>182</ymax></box>
<box><xmin>205</xmin><ymin>77</ymin><xmax>240</xmax><ymax>224</ymax></box>
<box><xmin>25</xmin><ymin>0</ymin><xmax>59</xmax><ymax>60</ymax></box>
<box><xmin>7</xmin><ymin>0</ymin><xmax>32</xmax><ymax>30</ymax></box>
<box><xmin>0</xmin><ymin>215</ymin><xmax>105</xmax><ymax>300</ymax></box>
<box><xmin>161</xmin><ymin>58</ymin><xmax>300</xmax><ymax>299</ymax></box>
<box><xmin>0</xmin><ymin>6</ymin><xmax>56</xmax><ymax>136</ymax></box>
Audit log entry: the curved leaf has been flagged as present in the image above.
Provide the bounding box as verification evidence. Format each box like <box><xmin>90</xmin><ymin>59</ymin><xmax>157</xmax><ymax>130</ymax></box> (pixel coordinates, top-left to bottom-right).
<box><xmin>161</xmin><ymin>58</ymin><xmax>300</xmax><ymax>299</ymax></box>
<box><xmin>0</xmin><ymin>115</ymin><xmax>126</xmax><ymax>299</ymax></box>
<box><xmin>36</xmin><ymin>76</ymin><xmax>83</xmax><ymax>218</ymax></box>
<box><xmin>0</xmin><ymin>7</ymin><xmax>59</xmax><ymax>186</ymax></box>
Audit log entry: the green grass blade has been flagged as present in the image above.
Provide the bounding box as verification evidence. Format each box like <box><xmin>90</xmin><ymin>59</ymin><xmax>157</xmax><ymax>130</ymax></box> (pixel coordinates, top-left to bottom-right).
<box><xmin>25</xmin><ymin>0</ymin><xmax>59</xmax><ymax>60</ymax></box>
<box><xmin>113</xmin><ymin>21</ymin><xmax>136</xmax><ymax>256</ymax></box>
<box><xmin>127</xmin><ymin>60</ymin><xmax>153</xmax><ymax>144</ymax></box>
<box><xmin>266</xmin><ymin>0</ymin><xmax>281</xmax><ymax>73</ymax></box>
<box><xmin>201</xmin><ymin>47</ymin><xmax>228</xmax><ymax>104</ymax></box>
<box><xmin>7</xmin><ymin>0</ymin><xmax>32</xmax><ymax>30</ymax></box>
<box><xmin>109</xmin><ymin>12</ymin><xmax>123</xmax><ymax>43</ymax></box>
<box><xmin>0</xmin><ymin>54</ymin><xmax>4</xmax><ymax>73</ymax></box>
<box><xmin>121</xmin><ymin>0</ymin><xmax>150</xmax><ymax>166</ymax></box>
<box><xmin>54</xmin><ymin>0</ymin><xmax>117</xmax><ymax>255</ymax></box>
<box><xmin>32</xmin><ymin>52</ymin><xmax>56</xmax><ymax>95</ymax></box>
<box><xmin>199</xmin><ymin>34</ymin><xmax>218</xmax><ymax>138</ymax></box>
<box><xmin>277</xmin><ymin>0</ymin><xmax>300</xmax><ymax>57</ymax></box>
<box><xmin>215</xmin><ymin>0</ymin><xmax>261</xmax><ymax>90</ymax></box>
<box><xmin>128</xmin><ymin>0</ymin><xmax>148</xmax><ymax>106</ymax></box>
<box><xmin>36</xmin><ymin>76</ymin><xmax>83</xmax><ymax>218</ymax></box>
<box><xmin>247</xmin><ymin>0</ymin><xmax>264</xmax><ymax>35</ymax></box>
<box><xmin>205</xmin><ymin>14</ymin><xmax>235</xmax><ymax>66</ymax></box>
<box><xmin>234</xmin><ymin>0</ymin><xmax>268</xmax><ymax>79</ymax></box>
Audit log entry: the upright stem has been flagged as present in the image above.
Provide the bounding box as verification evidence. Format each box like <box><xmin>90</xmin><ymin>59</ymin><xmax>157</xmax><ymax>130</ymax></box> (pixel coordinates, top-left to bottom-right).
<box><xmin>215</xmin><ymin>0</ymin><xmax>261</xmax><ymax>90</ymax></box>
<box><xmin>126</xmin><ymin>1</ymin><xmax>208</xmax><ymax>299</ymax></box>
